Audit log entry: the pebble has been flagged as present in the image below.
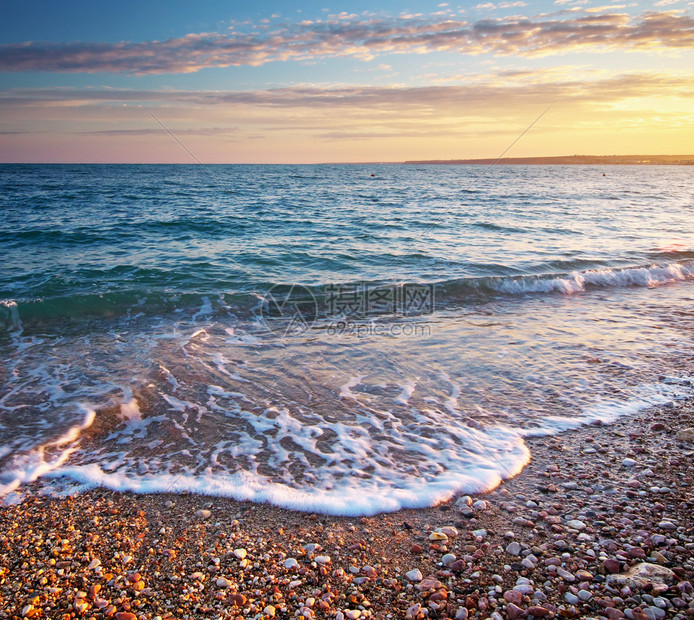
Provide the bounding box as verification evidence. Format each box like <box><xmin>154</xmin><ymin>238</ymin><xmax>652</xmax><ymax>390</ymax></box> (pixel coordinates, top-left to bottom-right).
<box><xmin>675</xmin><ymin>427</ymin><xmax>694</xmax><ymax>441</ymax></box>
<box><xmin>557</xmin><ymin>567</ymin><xmax>576</xmax><ymax>582</ymax></box>
<box><xmin>504</xmin><ymin>590</ymin><xmax>523</xmax><ymax>605</ymax></box>
<box><xmin>315</xmin><ymin>555</ymin><xmax>331</xmax><ymax>565</ymax></box>
<box><xmin>566</xmin><ymin>519</ymin><xmax>586</xmax><ymax>530</ymax></box>
<box><xmin>622</xmin><ymin>458</ymin><xmax>637</xmax><ymax>467</ymax></box>
<box><xmin>195</xmin><ymin>509</ymin><xmax>212</xmax><ymax>519</ymax></box>
<box><xmin>406</xmin><ymin>568</ymin><xmax>423</xmax><ymax>582</ymax></box>
<box><xmin>233</xmin><ymin>548</ymin><xmax>247</xmax><ymax>559</ymax></box>
<box><xmin>284</xmin><ymin>558</ymin><xmax>299</xmax><ymax>569</ymax></box>
<box><xmin>216</xmin><ymin>577</ymin><xmax>231</xmax><ymax>588</ymax></box>
<box><xmin>442</xmin><ymin>553</ymin><xmax>456</xmax><ymax>566</ymax></box>
<box><xmin>506</xmin><ymin>541</ymin><xmax>522</xmax><ymax>556</ymax></box>
<box><xmin>438</xmin><ymin>525</ymin><xmax>459</xmax><ymax>537</ymax></box>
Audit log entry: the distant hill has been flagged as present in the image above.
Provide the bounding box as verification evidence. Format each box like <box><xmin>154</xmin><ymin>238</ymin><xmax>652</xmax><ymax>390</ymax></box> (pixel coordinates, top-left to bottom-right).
<box><xmin>404</xmin><ymin>155</ymin><xmax>694</xmax><ymax>165</ymax></box>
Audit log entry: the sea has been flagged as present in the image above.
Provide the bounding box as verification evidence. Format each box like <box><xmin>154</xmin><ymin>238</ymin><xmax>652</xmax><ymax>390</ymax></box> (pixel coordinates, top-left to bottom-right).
<box><xmin>1</xmin><ymin>163</ymin><xmax>693</xmax><ymax>515</ymax></box>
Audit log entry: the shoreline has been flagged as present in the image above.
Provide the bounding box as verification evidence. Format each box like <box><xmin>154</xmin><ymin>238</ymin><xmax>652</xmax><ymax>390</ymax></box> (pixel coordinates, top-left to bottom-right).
<box><xmin>1</xmin><ymin>400</ymin><xmax>692</xmax><ymax>619</ymax></box>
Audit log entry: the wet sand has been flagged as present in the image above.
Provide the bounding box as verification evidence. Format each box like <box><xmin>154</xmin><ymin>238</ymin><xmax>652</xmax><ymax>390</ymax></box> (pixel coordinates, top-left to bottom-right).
<box><xmin>1</xmin><ymin>399</ymin><xmax>693</xmax><ymax>619</ymax></box>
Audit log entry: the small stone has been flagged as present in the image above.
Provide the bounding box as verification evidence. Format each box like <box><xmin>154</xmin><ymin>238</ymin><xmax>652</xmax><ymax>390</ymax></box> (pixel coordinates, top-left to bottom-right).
<box><xmin>578</xmin><ymin>589</ymin><xmax>592</xmax><ymax>601</ymax></box>
<box><xmin>506</xmin><ymin>603</ymin><xmax>524</xmax><ymax>619</ymax></box>
<box><xmin>675</xmin><ymin>428</ymin><xmax>694</xmax><ymax>441</ymax></box>
<box><xmin>230</xmin><ymin>594</ymin><xmax>247</xmax><ymax>606</ymax></box>
<box><xmin>442</xmin><ymin>553</ymin><xmax>457</xmax><ymax>566</ymax></box>
<box><xmin>527</xmin><ymin>606</ymin><xmax>551</xmax><ymax>617</ymax></box>
<box><xmin>345</xmin><ymin>611</ymin><xmax>361</xmax><ymax>620</ymax></box>
<box><xmin>522</xmin><ymin>557</ymin><xmax>535</xmax><ymax>569</ymax></box>
<box><xmin>195</xmin><ymin>509</ymin><xmax>212</xmax><ymax>519</ymax></box>
<box><xmin>284</xmin><ymin>558</ymin><xmax>299</xmax><ymax>570</ymax></box>
<box><xmin>504</xmin><ymin>590</ymin><xmax>523</xmax><ymax>605</ymax></box>
<box><xmin>471</xmin><ymin>529</ymin><xmax>487</xmax><ymax>538</ymax></box>
<box><xmin>362</xmin><ymin>565</ymin><xmax>377</xmax><ymax>577</ymax></box>
<box><xmin>315</xmin><ymin>555</ymin><xmax>331</xmax><ymax>564</ymax></box>
<box><xmin>622</xmin><ymin>458</ymin><xmax>637</xmax><ymax>467</ymax></box>
<box><xmin>439</xmin><ymin>525</ymin><xmax>459</xmax><ymax>537</ymax></box>
<box><xmin>566</xmin><ymin>519</ymin><xmax>586</xmax><ymax>530</ymax></box>
<box><xmin>565</xmin><ymin>592</ymin><xmax>579</xmax><ymax>605</ymax></box>
<box><xmin>603</xmin><ymin>559</ymin><xmax>621</xmax><ymax>573</ymax></box>
<box><xmin>87</xmin><ymin>558</ymin><xmax>101</xmax><ymax>570</ymax></box>
<box><xmin>216</xmin><ymin>577</ymin><xmax>231</xmax><ymax>588</ymax></box>
<box><xmin>657</xmin><ymin>521</ymin><xmax>676</xmax><ymax>531</ymax></box>
<box><xmin>506</xmin><ymin>541</ymin><xmax>522</xmax><ymax>556</ymax></box>
<box><xmin>406</xmin><ymin>604</ymin><xmax>421</xmax><ymax>619</ymax></box>
<box><xmin>264</xmin><ymin>605</ymin><xmax>276</xmax><ymax>617</ymax></box>
<box><xmin>429</xmin><ymin>531</ymin><xmax>449</xmax><ymax>541</ymax></box>
<box><xmin>473</xmin><ymin>500</ymin><xmax>489</xmax><ymax>510</ymax></box>
<box><xmin>406</xmin><ymin>568</ymin><xmax>423</xmax><ymax>582</ymax></box>
<box><xmin>115</xmin><ymin>614</ymin><xmax>137</xmax><ymax>620</ymax></box>
<box><xmin>514</xmin><ymin>583</ymin><xmax>534</xmax><ymax>595</ymax></box>
<box><xmin>557</xmin><ymin>567</ymin><xmax>576</xmax><ymax>582</ymax></box>
<box><xmin>416</xmin><ymin>577</ymin><xmax>443</xmax><ymax>591</ymax></box>
<box><xmin>233</xmin><ymin>548</ymin><xmax>247</xmax><ymax>559</ymax></box>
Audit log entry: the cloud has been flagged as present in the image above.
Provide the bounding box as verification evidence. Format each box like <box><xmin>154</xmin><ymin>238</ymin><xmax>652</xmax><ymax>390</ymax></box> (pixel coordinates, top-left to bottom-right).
<box><xmin>3</xmin><ymin>70</ymin><xmax>692</xmax><ymax>113</ymax></box>
<box><xmin>0</xmin><ymin>10</ymin><xmax>692</xmax><ymax>74</ymax></box>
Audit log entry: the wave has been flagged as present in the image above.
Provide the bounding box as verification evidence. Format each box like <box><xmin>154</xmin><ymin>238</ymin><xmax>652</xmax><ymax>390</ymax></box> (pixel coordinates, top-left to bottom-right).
<box><xmin>436</xmin><ymin>259</ymin><xmax>694</xmax><ymax>303</ymax></box>
<box><xmin>2</xmin><ymin>259</ymin><xmax>693</xmax><ymax>328</ymax></box>
<box><xmin>3</xmin><ymin>378</ymin><xmax>690</xmax><ymax>515</ymax></box>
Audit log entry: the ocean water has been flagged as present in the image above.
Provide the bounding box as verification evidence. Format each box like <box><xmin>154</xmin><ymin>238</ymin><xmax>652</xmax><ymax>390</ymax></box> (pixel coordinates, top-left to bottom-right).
<box><xmin>1</xmin><ymin>163</ymin><xmax>693</xmax><ymax>514</ymax></box>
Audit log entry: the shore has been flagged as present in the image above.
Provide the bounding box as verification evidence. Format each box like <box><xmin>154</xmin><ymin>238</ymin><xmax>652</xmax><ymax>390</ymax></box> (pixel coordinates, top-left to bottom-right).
<box><xmin>1</xmin><ymin>399</ymin><xmax>693</xmax><ymax>620</ymax></box>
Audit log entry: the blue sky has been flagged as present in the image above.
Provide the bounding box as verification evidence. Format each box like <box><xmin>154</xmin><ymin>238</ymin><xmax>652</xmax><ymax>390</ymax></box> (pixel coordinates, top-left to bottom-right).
<box><xmin>1</xmin><ymin>0</ymin><xmax>693</xmax><ymax>162</ymax></box>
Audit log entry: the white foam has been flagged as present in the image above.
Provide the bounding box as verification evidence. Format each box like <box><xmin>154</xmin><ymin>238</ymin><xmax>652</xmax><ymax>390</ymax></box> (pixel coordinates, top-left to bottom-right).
<box><xmin>339</xmin><ymin>375</ymin><xmax>364</xmax><ymax>400</ymax></box>
<box><xmin>395</xmin><ymin>379</ymin><xmax>417</xmax><ymax>405</ymax></box>
<box><xmin>0</xmin><ymin>406</ymin><xmax>95</xmax><ymax>497</ymax></box>
<box><xmin>0</xmin><ymin>299</ymin><xmax>22</xmax><ymax>333</ymax></box>
<box><xmin>495</xmin><ymin>262</ymin><xmax>694</xmax><ymax>296</ymax></box>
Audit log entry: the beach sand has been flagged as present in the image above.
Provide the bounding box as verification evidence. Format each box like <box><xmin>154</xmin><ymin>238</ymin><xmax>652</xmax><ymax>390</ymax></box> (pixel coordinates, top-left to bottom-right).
<box><xmin>1</xmin><ymin>399</ymin><xmax>692</xmax><ymax>620</ymax></box>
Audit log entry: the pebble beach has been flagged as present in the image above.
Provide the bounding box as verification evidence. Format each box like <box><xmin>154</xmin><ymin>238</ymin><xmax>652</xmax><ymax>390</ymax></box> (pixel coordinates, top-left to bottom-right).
<box><xmin>1</xmin><ymin>398</ymin><xmax>692</xmax><ymax>620</ymax></box>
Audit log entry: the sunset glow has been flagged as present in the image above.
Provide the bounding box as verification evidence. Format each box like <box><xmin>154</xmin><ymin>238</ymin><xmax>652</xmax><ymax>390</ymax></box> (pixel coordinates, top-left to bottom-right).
<box><xmin>1</xmin><ymin>0</ymin><xmax>693</xmax><ymax>163</ymax></box>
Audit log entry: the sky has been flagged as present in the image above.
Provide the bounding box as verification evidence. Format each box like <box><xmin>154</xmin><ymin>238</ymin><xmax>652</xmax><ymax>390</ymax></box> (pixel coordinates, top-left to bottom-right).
<box><xmin>0</xmin><ymin>0</ymin><xmax>693</xmax><ymax>163</ymax></box>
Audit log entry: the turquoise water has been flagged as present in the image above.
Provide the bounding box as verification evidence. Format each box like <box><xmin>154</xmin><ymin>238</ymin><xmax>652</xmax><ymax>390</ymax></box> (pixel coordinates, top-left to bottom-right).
<box><xmin>1</xmin><ymin>163</ymin><xmax>693</xmax><ymax>513</ymax></box>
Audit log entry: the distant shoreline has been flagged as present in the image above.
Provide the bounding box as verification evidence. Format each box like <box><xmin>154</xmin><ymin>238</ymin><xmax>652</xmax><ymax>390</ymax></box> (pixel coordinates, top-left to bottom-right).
<box><xmin>3</xmin><ymin>154</ymin><xmax>694</xmax><ymax>166</ymax></box>
<box><xmin>405</xmin><ymin>154</ymin><xmax>694</xmax><ymax>165</ymax></box>
<box><xmin>3</xmin><ymin>155</ymin><xmax>694</xmax><ymax>165</ymax></box>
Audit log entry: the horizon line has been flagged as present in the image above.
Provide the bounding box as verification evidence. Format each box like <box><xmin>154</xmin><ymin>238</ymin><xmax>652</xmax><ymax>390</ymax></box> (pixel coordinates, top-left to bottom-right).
<box><xmin>2</xmin><ymin>154</ymin><xmax>694</xmax><ymax>166</ymax></box>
